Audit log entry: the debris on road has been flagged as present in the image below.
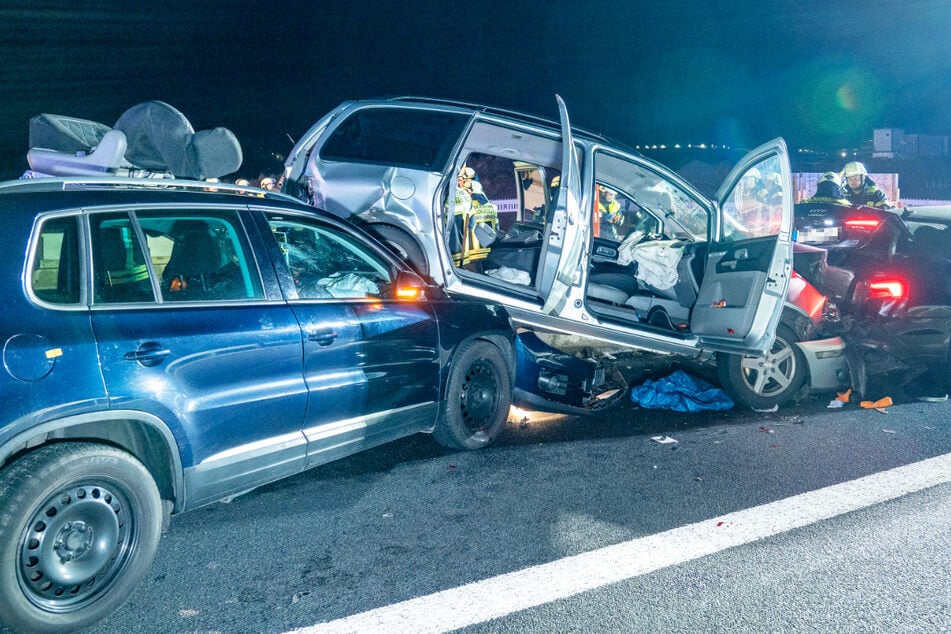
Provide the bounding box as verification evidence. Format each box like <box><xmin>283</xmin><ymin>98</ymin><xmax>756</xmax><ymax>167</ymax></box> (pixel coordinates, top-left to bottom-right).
<box><xmin>828</xmin><ymin>388</ymin><xmax>852</xmax><ymax>408</ymax></box>
<box><xmin>860</xmin><ymin>396</ymin><xmax>893</xmax><ymax>412</ymax></box>
<box><xmin>630</xmin><ymin>370</ymin><xmax>734</xmax><ymax>412</ymax></box>
<box><xmin>651</xmin><ymin>435</ymin><xmax>679</xmax><ymax>444</ymax></box>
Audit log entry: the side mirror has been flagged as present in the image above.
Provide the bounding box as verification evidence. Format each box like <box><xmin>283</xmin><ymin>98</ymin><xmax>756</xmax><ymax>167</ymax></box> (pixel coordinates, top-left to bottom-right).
<box><xmin>394</xmin><ymin>270</ymin><xmax>428</xmax><ymax>301</ymax></box>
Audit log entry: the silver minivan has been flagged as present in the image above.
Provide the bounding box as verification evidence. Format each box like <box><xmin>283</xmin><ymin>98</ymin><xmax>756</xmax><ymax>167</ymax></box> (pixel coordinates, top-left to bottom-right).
<box><xmin>282</xmin><ymin>96</ymin><xmax>845</xmax><ymax>409</ymax></box>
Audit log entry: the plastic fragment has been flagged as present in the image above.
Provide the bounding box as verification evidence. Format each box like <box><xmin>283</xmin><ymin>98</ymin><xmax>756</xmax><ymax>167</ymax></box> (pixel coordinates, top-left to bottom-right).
<box><xmin>758</xmin><ymin>426</ymin><xmax>774</xmax><ymax>433</ymax></box>
<box><xmin>651</xmin><ymin>435</ymin><xmax>678</xmax><ymax>444</ymax></box>
<box><xmin>917</xmin><ymin>394</ymin><xmax>948</xmax><ymax>402</ymax></box>
<box><xmin>882</xmin><ymin>429</ymin><xmax>897</xmax><ymax>434</ymax></box>
<box><xmin>860</xmin><ymin>396</ymin><xmax>893</xmax><ymax>409</ymax></box>
<box><xmin>754</xmin><ymin>404</ymin><xmax>779</xmax><ymax>413</ymax></box>
<box><xmin>829</xmin><ymin>388</ymin><xmax>852</xmax><ymax>408</ymax></box>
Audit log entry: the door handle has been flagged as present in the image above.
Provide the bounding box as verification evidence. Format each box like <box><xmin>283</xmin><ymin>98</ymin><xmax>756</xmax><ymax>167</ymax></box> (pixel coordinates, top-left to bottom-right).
<box><xmin>307</xmin><ymin>329</ymin><xmax>338</xmax><ymax>346</ymax></box>
<box><xmin>123</xmin><ymin>342</ymin><xmax>170</xmax><ymax>367</ymax></box>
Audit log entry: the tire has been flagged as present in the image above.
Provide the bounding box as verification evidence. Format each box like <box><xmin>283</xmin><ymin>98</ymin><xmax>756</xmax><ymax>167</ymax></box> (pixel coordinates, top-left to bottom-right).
<box><xmin>434</xmin><ymin>340</ymin><xmax>512</xmax><ymax>450</ymax></box>
<box><xmin>370</xmin><ymin>225</ymin><xmax>429</xmax><ymax>276</ymax></box>
<box><xmin>0</xmin><ymin>443</ymin><xmax>163</xmax><ymax>633</ymax></box>
<box><xmin>717</xmin><ymin>323</ymin><xmax>809</xmax><ymax>410</ymax></box>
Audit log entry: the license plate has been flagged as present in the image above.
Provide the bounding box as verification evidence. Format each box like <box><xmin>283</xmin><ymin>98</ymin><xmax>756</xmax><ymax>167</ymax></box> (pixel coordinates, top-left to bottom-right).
<box><xmin>797</xmin><ymin>227</ymin><xmax>839</xmax><ymax>243</ymax></box>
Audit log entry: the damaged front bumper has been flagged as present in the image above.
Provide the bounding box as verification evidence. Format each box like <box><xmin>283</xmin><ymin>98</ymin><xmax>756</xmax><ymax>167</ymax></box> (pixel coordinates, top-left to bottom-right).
<box><xmin>513</xmin><ymin>331</ymin><xmax>627</xmax><ymax>416</ymax></box>
<box><xmin>797</xmin><ymin>336</ymin><xmax>851</xmax><ymax>392</ymax></box>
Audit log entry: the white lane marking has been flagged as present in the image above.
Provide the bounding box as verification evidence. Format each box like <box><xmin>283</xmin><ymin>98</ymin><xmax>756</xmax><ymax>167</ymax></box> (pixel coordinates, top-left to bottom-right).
<box><xmin>288</xmin><ymin>453</ymin><xmax>951</xmax><ymax>634</ymax></box>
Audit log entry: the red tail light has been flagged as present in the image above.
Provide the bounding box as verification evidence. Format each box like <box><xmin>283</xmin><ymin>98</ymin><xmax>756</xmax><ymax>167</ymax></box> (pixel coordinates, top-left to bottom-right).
<box><xmin>866</xmin><ymin>277</ymin><xmax>907</xmax><ymax>300</ymax></box>
<box><xmin>844</xmin><ymin>217</ymin><xmax>882</xmax><ymax>231</ymax></box>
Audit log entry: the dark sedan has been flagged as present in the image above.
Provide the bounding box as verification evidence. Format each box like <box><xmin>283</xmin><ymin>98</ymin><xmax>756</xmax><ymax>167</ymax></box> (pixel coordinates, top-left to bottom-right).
<box><xmin>793</xmin><ymin>201</ymin><xmax>951</xmax><ymax>393</ymax></box>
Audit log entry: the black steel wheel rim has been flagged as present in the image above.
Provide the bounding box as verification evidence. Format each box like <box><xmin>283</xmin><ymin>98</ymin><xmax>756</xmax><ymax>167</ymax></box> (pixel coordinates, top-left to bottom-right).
<box><xmin>17</xmin><ymin>481</ymin><xmax>136</xmax><ymax>613</ymax></box>
<box><xmin>458</xmin><ymin>359</ymin><xmax>501</xmax><ymax>436</ymax></box>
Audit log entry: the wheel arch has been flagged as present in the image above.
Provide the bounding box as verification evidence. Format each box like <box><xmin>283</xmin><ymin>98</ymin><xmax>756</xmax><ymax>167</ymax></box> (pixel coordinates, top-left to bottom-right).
<box><xmin>365</xmin><ymin>221</ymin><xmax>430</xmax><ymax>275</ymax></box>
<box><xmin>0</xmin><ymin>411</ymin><xmax>183</xmax><ymax>514</ymax></box>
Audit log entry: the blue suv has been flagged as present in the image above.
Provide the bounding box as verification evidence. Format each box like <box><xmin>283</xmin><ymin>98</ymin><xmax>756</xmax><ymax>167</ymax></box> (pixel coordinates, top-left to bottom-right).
<box><xmin>0</xmin><ymin>177</ymin><xmax>516</xmax><ymax>632</ymax></box>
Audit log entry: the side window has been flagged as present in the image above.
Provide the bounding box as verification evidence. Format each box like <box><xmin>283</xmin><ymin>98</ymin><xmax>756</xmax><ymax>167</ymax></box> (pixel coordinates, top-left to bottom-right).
<box><xmin>593</xmin><ymin>151</ymin><xmax>709</xmax><ymax>245</ymax></box>
<box><xmin>265</xmin><ymin>214</ymin><xmax>394</xmax><ymax>299</ymax></box>
<box><xmin>319</xmin><ymin>107</ymin><xmax>469</xmax><ymax>170</ymax></box>
<box><xmin>721</xmin><ymin>156</ymin><xmax>785</xmax><ymax>241</ymax></box>
<box><xmin>30</xmin><ymin>215</ymin><xmax>82</xmax><ymax>305</ymax></box>
<box><xmin>91</xmin><ymin>214</ymin><xmax>155</xmax><ymax>304</ymax></box>
<box><xmin>136</xmin><ymin>211</ymin><xmax>264</xmax><ymax>302</ymax></box>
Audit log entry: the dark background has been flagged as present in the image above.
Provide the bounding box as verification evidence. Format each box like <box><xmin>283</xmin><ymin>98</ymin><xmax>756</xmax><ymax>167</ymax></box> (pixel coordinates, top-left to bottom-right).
<box><xmin>1</xmin><ymin>0</ymin><xmax>949</xmax><ymax>181</ymax></box>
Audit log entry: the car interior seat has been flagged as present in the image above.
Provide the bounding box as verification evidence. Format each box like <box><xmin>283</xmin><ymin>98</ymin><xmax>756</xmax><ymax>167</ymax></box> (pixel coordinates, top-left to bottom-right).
<box><xmin>94</xmin><ymin>227</ymin><xmax>152</xmax><ymax>303</ymax></box>
<box><xmin>162</xmin><ymin>224</ymin><xmax>225</xmax><ymax>300</ymax></box>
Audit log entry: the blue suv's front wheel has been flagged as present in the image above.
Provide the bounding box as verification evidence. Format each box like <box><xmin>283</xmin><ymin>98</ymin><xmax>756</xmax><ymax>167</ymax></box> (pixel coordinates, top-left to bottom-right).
<box><xmin>0</xmin><ymin>442</ymin><xmax>163</xmax><ymax>633</ymax></box>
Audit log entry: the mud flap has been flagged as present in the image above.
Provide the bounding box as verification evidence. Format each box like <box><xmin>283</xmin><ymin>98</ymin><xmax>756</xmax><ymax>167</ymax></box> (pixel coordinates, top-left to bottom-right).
<box><xmin>845</xmin><ymin>342</ymin><xmax>867</xmax><ymax>400</ymax></box>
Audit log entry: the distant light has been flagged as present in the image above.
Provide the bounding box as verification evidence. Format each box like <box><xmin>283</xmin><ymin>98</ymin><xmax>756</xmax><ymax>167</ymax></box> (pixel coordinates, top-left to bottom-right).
<box><xmin>699</xmin><ymin>143</ymin><xmax>707</xmax><ymax>149</ymax></box>
<box><xmin>659</xmin><ymin>144</ymin><xmax>667</xmax><ymax>149</ymax></box>
<box><xmin>674</xmin><ymin>144</ymin><xmax>681</xmax><ymax>149</ymax></box>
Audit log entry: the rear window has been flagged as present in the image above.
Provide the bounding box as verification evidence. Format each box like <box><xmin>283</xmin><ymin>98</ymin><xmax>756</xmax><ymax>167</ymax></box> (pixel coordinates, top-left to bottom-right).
<box><xmin>319</xmin><ymin>107</ymin><xmax>469</xmax><ymax>171</ymax></box>
<box><xmin>31</xmin><ymin>215</ymin><xmax>82</xmax><ymax>305</ymax></box>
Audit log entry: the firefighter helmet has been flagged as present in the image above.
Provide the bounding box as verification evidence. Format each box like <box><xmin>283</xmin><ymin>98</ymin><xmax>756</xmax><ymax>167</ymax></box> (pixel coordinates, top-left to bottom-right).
<box><xmin>842</xmin><ymin>162</ymin><xmax>867</xmax><ymax>179</ymax></box>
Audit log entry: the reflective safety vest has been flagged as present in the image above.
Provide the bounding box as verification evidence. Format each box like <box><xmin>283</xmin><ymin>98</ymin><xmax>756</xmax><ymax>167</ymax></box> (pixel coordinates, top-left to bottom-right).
<box><xmin>451</xmin><ymin>187</ymin><xmax>499</xmax><ymax>266</ymax></box>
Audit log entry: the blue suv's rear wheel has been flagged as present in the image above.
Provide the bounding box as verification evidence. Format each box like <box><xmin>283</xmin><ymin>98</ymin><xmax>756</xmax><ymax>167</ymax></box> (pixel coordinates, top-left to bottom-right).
<box><xmin>0</xmin><ymin>443</ymin><xmax>162</xmax><ymax>633</ymax></box>
<box><xmin>435</xmin><ymin>340</ymin><xmax>511</xmax><ymax>450</ymax></box>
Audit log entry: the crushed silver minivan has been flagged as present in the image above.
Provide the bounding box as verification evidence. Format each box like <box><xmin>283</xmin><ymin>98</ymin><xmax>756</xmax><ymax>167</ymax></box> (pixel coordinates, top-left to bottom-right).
<box><xmin>282</xmin><ymin>96</ymin><xmax>849</xmax><ymax>409</ymax></box>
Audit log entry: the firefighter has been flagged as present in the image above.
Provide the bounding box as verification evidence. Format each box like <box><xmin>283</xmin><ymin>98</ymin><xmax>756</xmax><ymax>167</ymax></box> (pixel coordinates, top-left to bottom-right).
<box><xmin>598</xmin><ymin>185</ymin><xmax>624</xmax><ymax>240</ymax></box>
<box><xmin>842</xmin><ymin>162</ymin><xmax>889</xmax><ymax>208</ymax></box>
<box><xmin>451</xmin><ymin>165</ymin><xmax>498</xmax><ymax>267</ymax></box>
<box><xmin>803</xmin><ymin>172</ymin><xmax>851</xmax><ymax>205</ymax></box>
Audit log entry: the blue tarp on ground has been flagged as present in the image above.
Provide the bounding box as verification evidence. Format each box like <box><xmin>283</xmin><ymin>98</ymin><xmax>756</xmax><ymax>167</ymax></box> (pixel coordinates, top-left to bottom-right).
<box><xmin>630</xmin><ymin>370</ymin><xmax>735</xmax><ymax>412</ymax></box>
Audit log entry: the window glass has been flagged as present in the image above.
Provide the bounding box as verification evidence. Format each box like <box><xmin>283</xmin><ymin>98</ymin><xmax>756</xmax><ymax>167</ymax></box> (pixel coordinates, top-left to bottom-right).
<box><xmin>31</xmin><ymin>215</ymin><xmax>81</xmax><ymax>304</ymax></box>
<box><xmin>593</xmin><ymin>151</ymin><xmax>709</xmax><ymax>244</ymax></box>
<box><xmin>135</xmin><ymin>211</ymin><xmax>264</xmax><ymax>302</ymax></box>
<box><xmin>721</xmin><ymin>156</ymin><xmax>785</xmax><ymax>241</ymax></box>
<box><xmin>91</xmin><ymin>213</ymin><xmax>155</xmax><ymax>304</ymax></box>
<box><xmin>319</xmin><ymin>107</ymin><xmax>469</xmax><ymax>170</ymax></box>
<box><xmin>266</xmin><ymin>214</ymin><xmax>393</xmax><ymax>299</ymax></box>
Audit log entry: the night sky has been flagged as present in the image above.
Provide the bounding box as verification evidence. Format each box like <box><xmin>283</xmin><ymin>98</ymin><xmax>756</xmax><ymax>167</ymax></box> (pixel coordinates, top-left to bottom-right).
<box><xmin>1</xmin><ymin>0</ymin><xmax>949</xmax><ymax>180</ymax></box>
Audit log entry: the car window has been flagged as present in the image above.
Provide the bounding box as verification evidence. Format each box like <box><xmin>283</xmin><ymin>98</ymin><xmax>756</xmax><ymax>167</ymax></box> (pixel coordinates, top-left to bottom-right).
<box><xmin>30</xmin><ymin>215</ymin><xmax>82</xmax><ymax>305</ymax></box>
<box><xmin>720</xmin><ymin>155</ymin><xmax>786</xmax><ymax>241</ymax></box>
<box><xmin>265</xmin><ymin>214</ymin><xmax>393</xmax><ymax>299</ymax></box>
<box><xmin>593</xmin><ymin>150</ymin><xmax>708</xmax><ymax>244</ymax></box>
<box><xmin>89</xmin><ymin>211</ymin><xmax>263</xmax><ymax>304</ymax></box>
<box><xmin>91</xmin><ymin>214</ymin><xmax>156</xmax><ymax>304</ymax></box>
<box><xmin>319</xmin><ymin>107</ymin><xmax>469</xmax><ymax>171</ymax></box>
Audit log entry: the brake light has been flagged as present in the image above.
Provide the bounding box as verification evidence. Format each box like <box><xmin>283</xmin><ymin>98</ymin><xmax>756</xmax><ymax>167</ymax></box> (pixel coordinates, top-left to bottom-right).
<box><xmin>844</xmin><ymin>217</ymin><xmax>882</xmax><ymax>231</ymax></box>
<box><xmin>867</xmin><ymin>278</ymin><xmax>907</xmax><ymax>300</ymax></box>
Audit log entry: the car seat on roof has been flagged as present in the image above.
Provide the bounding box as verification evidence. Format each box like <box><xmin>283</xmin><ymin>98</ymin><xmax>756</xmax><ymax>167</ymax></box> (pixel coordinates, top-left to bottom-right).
<box><xmin>26</xmin><ymin>101</ymin><xmax>242</xmax><ymax>180</ymax></box>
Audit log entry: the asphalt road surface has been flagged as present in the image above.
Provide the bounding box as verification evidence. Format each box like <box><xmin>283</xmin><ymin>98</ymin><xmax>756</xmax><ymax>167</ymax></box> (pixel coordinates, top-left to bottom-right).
<box><xmin>11</xmin><ymin>361</ymin><xmax>950</xmax><ymax>634</ymax></box>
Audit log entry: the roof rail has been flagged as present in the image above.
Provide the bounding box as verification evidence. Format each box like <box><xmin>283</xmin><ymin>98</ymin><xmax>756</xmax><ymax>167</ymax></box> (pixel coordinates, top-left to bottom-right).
<box><xmin>384</xmin><ymin>95</ymin><xmax>637</xmax><ymax>153</ymax></box>
<box><xmin>0</xmin><ymin>176</ymin><xmax>302</xmax><ymax>203</ymax></box>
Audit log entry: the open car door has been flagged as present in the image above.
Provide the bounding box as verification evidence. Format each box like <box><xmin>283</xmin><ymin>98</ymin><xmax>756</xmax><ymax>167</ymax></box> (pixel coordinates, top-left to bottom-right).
<box><xmin>692</xmin><ymin>138</ymin><xmax>794</xmax><ymax>355</ymax></box>
<box><xmin>540</xmin><ymin>95</ymin><xmax>587</xmax><ymax>315</ymax></box>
